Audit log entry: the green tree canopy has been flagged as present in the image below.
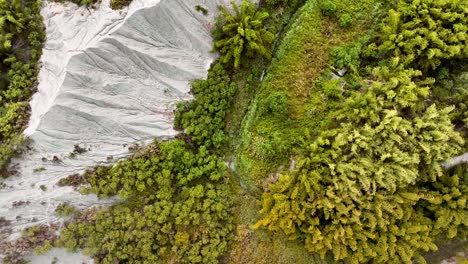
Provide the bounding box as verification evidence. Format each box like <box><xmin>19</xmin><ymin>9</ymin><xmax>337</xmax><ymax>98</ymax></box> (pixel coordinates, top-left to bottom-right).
<box><xmin>0</xmin><ymin>0</ymin><xmax>44</xmax><ymax>173</ymax></box>
<box><xmin>58</xmin><ymin>140</ymin><xmax>235</xmax><ymax>263</ymax></box>
<box><xmin>214</xmin><ymin>0</ymin><xmax>274</xmax><ymax>68</ymax></box>
<box><xmin>372</xmin><ymin>0</ymin><xmax>468</xmax><ymax>71</ymax></box>
<box><xmin>254</xmin><ymin>1</ymin><xmax>468</xmax><ymax>262</ymax></box>
<box><xmin>255</xmin><ymin>63</ymin><xmax>465</xmax><ymax>263</ymax></box>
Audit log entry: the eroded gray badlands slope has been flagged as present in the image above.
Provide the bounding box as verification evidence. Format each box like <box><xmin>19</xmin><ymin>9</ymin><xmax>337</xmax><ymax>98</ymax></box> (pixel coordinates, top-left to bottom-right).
<box><xmin>0</xmin><ymin>1</ymin><xmax>232</xmax><ymax>261</ymax></box>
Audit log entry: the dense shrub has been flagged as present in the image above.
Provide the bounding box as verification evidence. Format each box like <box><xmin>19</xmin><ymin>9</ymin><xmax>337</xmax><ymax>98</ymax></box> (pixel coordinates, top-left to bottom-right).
<box><xmin>263</xmin><ymin>91</ymin><xmax>288</xmax><ymax>115</ymax></box>
<box><xmin>371</xmin><ymin>0</ymin><xmax>468</xmax><ymax>71</ymax></box>
<box><xmin>318</xmin><ymin>0</ymin><xmax>336</xmax><ymax>16</ymax></box>
<box><xmin>175</xmin><ymin>63</ymin><xmax>236</xmax><ymax>150</ymax></box>
<box><xmin>214</xmin><ymin>0</ymin><xmax>274</xmax><ymax>68</ymax></box>
<box><xmin>55</xmin><ymin>203</ymin><xmax>77</xmax><ymax>217</ymax></box>
<box><xmin>338</xmin><ymin>13</ymin><xmax>352</xmax><ymax>27</ymax></box>
<box><xmin>321</xmin><ymin>78</ymin><xmax>342</xmax><ymax>98</ymax></box>
<box><xmin>58</xmin><ymin>140</ymin><xmax>235</xmax><ymax>263</ymax></box>
<box><xmin>265</xmin><ymin>0</ymin><xmax>302</xmax><ymax>9</ymax></box>
<box><xmin>0</xmin><ymin>0</ymin><xmax>45</xmax><ymax>174</ymax></box>
<box><xmin>331</xmin><ymin>35</ymin><xmax>371</xmax><ymax>70</ymax></box>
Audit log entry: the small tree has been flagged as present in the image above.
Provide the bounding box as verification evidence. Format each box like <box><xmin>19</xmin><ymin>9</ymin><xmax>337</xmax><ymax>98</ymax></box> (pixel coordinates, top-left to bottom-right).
<box><xmin>214</xmin><ymin>0</ymin><xmax>274</xmax><ymax>68</ymax></box>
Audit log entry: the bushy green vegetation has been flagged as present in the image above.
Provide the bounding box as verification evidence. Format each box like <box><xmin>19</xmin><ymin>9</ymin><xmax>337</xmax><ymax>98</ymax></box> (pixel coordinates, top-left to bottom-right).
<box><xmin>331</xmin><ymin>34</ymin><xmax>371</xmax><ymax>70</ymax></box>
<box><xmin>0</xmin><ymin>0</ymin><xmax>44</xmax><ymax>175</ymax></box>
<box><xmin>214</xmin><ymin>0</ymin><xmax>274</xmax><ymax>68</ymax></box>
<box><xmin>255</xmin><ymin>66</ymin><xmax>467</xmax><ymax>263</ymax></box>
<box><xmin>235</xmin><ymin>0</ymin><xmax>380</xmax><ymax>187</ymax></box>
<box><xmin>195</xmin><ymin>5</ymin><xmax>208</xmax><ymax>16</ymax></box>
<box><xmin>370</xmin><ymin>0</ymin><xmax>468</xmax><ymax>71</ymax></box>
<box><xmin>264</xmin><ymin>0</ymin><xmax>302</xmax><ymax>9</ymax></box>
<box><xmin>254</xmin><ymin>0</ymin><xmax>468</xmax><ymax>263</ymax></box>
<box><xmin>58</xmin><ymin>140</ymin><xmax>235</xmax><ymax>263</ymax></box>
<box><xmin>175</xmin><ymin>64</ymin><xmax>236</xmax><ymax>151</ymax></box>
<box><xmin>318</xmin><ymin>0</ymin><xmax>336</xmax><ymax>16</ymax></box>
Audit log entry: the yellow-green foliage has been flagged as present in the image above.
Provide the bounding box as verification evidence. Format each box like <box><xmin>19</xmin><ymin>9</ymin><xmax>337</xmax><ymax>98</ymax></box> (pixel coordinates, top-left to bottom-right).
<box><xmin>255</xmin><ymin>66</ymin><xmax>467</xmax><ymax>263</ymax></box>
<box><xmin>0</xmin><ymin>0</ymin><xmax>44</xmax><ymax>174</ymax></box>
<box><xmin>58</xmin><ymin>140</ymin><xmax>235</xmax><ymax>263</ymax></box>
<box><xmin>235</xmin><ymin>0</ymin><xmax>379</xmax><ymax>186</ymax></box>
<box><xmin>264</xmin><ymin>0</ymin><xmax>301</xmax><ymax>9</ymax></box>
<box><xmin>215</xmin><ymin>0</ymin><xmax>274</xmax><ymax>68</ymax></box>
<box><xmin>255</xmin><ymin>1</ymin><xmax>468</xmax><ymax>263</ymax></box>
<box><xmin>372</xmin><ymin>0</ymin><xmax>468</xmax><ymax>71</ymax></box>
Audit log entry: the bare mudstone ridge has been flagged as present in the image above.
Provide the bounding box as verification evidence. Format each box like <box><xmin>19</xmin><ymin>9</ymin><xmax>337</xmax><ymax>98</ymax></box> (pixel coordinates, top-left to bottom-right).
<box><xmin>0</xmin><ymin>0</ymin><xmax>239</xmax><ymax>262</ymax></box>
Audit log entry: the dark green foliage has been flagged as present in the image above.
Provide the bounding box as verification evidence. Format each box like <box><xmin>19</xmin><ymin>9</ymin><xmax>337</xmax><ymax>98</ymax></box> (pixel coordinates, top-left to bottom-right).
<box><xmin>195</xmin><ymin>5</ymin><xmax>208</xmax><ymax>15</ymax></box>
<box><xmin>331</xmin><ymin>35</ymin><xmax>371</xmax><ymax>70</ymax></box>
<box><xmin>256</xmin><ymin>64</ymin><xmax>466</xmax><ymax>263</ymax></box>
<box><xmin>321</xmin><ymin>79</ymin><xmax>342</xmax><ymax>98</ymax></box>
<box><xmin>0</xmin><ymin>0</ymin><xmax>44</xmax><ymax>173</ymax></box>
<box><xmin>263</xmin><ymin>91</ymin><xmax>288</xmax><ymax>115</ymax></box>
<box><xmin>318</xmin><ymin>0</ymin><xmax>336</xmax><ymax>16</ymax></box>
<box><xmin>264</xmin><ymin>0</ymin><xmax>302</xmax><ymax>9</ymax></box>
<box><xmin>214</xmin><ymin>0</ymin><xmax>274</xmax><ymax>68</ymax></box>
<box><xmin>338</xmin><ymin>13</ymin><xmax>352</xmax><ymax>27</ymax></box>
<box><xmin>175</xmin><ymin>63</ymin><xmax>236</xmax><ymax>150</ymax></box>
<box><xmin>371</xmin><ymin>0</ymin><xmax>468</xmax><ymax>71</ymax></box>
<box><xmin>58</xmin><ymin>140</ymin><xmax>235</xmax><ymax>263</ymax></box>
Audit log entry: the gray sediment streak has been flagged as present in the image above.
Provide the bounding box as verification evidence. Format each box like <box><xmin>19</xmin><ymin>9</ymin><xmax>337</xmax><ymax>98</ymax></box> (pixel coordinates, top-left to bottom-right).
<box><xmin>443</xmin><ymin>153</ymin><xmax>468</xmax><ymax>169</ymax></box>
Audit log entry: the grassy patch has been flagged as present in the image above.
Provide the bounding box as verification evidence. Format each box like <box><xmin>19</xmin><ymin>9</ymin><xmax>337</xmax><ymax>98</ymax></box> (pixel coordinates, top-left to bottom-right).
<box><xmin>0</xmin><ymin>0</ymin><xmax>45</xmax><ymax>176</ymax></box>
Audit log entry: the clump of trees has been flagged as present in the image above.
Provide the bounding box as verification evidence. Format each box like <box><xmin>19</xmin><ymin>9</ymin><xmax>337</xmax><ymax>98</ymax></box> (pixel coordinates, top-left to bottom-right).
<box><xmin>214</xmin><ymin>0</ymin><xmax>274</xmax><ymax>68</ymax></box>
<box><xmin>58</xmin><ymin>140</ymin><xmax>235</xmax><ymax>263</ymax></box>
<box><xmin>255</xmin><ymin>66</ymin><xmax>466</xmax><ymax>264</ymax></box>
<box><xmin>264</xmin><ymin>0</ymin><xmax>302</xmax><ymax>9</ymax></box>
<box><xmin>254</xmin><ymin>0</ymin><xmax>468</xmax><ymax>263</ymax></box>
<box><xmin>370</xmin><ymin>0</ymin><xmax>468</xmax><ymax>71</ymax></box>
<box><xmin>0</xmin><ymin>0</ymin><xmax>44</xmax><ymax>174</ymax></box>
<box><xmin>175</xmin><ymin>63</ymin><xmax>236</xmax><ymax>150</ymax></box>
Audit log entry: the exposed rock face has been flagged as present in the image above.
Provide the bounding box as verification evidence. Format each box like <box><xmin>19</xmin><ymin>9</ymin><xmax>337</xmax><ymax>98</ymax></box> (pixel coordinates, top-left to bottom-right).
<box><xmin>0</xmin><ymin>0</ymin><xmax>241</xmax><ymax>262</ymax></box>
